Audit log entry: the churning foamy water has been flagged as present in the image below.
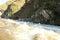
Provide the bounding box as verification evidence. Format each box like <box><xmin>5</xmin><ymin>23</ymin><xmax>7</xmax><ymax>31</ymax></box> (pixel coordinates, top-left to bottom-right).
<box><xmin>0</xmin><ymin>18</ymin><xmax>60</xmax><ymax>40</ymax></box>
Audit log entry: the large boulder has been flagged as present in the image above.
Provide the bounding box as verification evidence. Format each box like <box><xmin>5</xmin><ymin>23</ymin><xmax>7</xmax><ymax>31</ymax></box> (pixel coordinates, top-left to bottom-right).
<box><xmin>1</xmin><ymin>0</ymin><xmax>25</xmax><ymax>18</ymax></box>
<box><xmin>1</xmin><ymin>0</ymin><xmax>60</xmax><ymax>25</ymax></box>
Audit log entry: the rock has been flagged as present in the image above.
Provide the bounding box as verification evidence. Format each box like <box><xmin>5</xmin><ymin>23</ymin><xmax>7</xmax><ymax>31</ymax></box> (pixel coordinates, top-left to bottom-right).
<box><xmin>1</xmin><ymin>0</ymin><xmax>25</xmax><ymax>18</ymax></box>
<box><xmin>0</xmin><ymin>9</ymin><xmax>4</xmax><ymax>18</ymax></box>
<box><xmin>1</xmin><ymin>0</ymin><xmax>60</xmax><ymax>26</ymax></box>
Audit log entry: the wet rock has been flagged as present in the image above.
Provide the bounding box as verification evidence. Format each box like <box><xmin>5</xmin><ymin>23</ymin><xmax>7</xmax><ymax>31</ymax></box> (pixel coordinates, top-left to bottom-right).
<box><xmin>1</xmin><ymin>0</ymin><xmax>60</xmax><ymax>26</ymax></box>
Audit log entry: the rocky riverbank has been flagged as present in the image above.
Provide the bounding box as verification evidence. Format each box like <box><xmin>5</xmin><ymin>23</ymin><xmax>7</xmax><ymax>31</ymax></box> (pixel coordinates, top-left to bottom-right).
<box><xmin>0</xmin><ymin>0</ymin><xmax>60</xmax><ymax>26</ymax></box>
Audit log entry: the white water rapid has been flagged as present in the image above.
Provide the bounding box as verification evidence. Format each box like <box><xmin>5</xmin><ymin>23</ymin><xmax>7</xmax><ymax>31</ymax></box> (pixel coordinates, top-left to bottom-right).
<box><xmin>0</xmin><ymin>18</ymin><xmax>60</xmax><ymax>40</ymax></box>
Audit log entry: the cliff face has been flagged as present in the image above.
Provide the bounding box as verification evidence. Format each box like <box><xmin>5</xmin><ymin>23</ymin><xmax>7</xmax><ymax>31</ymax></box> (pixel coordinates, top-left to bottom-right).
<box><xmin>1</xmin><ymin>0</ymin><xmax>60</xmax><ymax>25</ymax></box>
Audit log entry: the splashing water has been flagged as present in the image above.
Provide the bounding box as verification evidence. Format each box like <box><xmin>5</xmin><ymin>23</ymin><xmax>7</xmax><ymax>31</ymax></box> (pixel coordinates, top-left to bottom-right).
<box><xmin>0</xmin><ymin>18</ymin><xmax>60</xmax><ymax>40</ymax></box>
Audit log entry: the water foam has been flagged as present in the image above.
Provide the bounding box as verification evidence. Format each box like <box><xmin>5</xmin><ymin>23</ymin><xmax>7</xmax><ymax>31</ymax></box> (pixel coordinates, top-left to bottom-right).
<box><xmin>0</xmin><ymin>18</ymin><xmax>60</xmax><ymax>40</ymax></box>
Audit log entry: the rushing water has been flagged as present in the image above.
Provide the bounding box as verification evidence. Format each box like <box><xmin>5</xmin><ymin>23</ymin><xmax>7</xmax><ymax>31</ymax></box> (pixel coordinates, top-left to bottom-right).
<box><xmin>16</xmin><ymin>20</ymin><xmax>60</xmax><ymax>33</ymax></box>
<box><xmin>0</xmin><ymin>18</ymin><xmax>60</xmax><ymax>40</ymax></box>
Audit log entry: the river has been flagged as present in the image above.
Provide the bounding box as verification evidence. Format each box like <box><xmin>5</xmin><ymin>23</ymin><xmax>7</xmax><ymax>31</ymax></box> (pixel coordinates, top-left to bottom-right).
<box><xmin>16</xmin><ymin>19</ymin><xmax>60</xmax><ymax>33</ymax></box>
<box><xmin>0</xmin><ymin>18</ymin><xmax>60</xmax><ymax>40</ymax></box>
